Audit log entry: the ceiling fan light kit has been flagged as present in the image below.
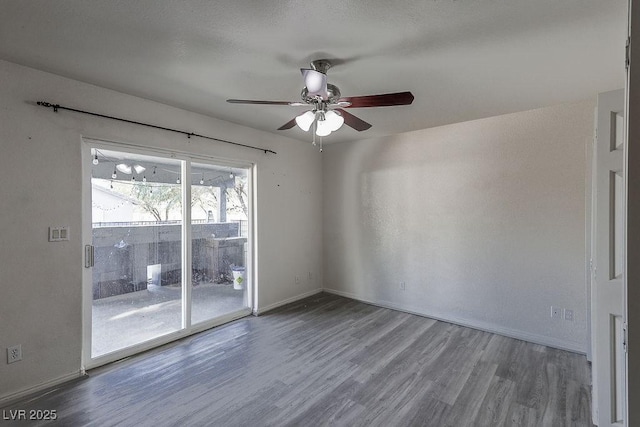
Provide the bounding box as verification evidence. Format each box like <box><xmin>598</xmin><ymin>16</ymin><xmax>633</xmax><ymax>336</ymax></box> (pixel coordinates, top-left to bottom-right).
<box><xmin>295</xmin><ymin>109</ymin><xmax>345</xmax><ymax>136</ymax></box>
<box><xmin>315</xmin><ymin>116</ymin><xmax>333</xmax><ymax>137</ymax></box>
<box><xmin>295</xmin><ymin>110</ymin><xmax>316</xmax><ymax>132</ymax></box>
<box><xmin>227</xmin><ymin>59</ymin><xmax>414</xmax><ymax>151</ymax></box>
<box><xmin>324</xmin><ymin>110</ymin><xmax>344</xmax><ymax>131</ymax></box>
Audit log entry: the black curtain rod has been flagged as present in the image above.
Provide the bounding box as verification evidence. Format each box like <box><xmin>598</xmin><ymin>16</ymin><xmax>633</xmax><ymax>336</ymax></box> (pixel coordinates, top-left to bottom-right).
<box><xmin>36</xmin><ymin>101</ymin><xmax>277</xmax><ymax>155</ymax></box>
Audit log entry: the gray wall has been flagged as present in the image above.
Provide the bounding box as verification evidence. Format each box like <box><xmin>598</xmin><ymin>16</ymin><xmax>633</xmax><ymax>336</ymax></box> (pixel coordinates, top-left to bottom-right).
<box><xmin>323</xmin><ymin>100</ymin><xmax>594</xmax><ymax>353</ymax></box>
<box><xmin>0</xmin><ymin>59</ymin><xmax>323</xmax><ymax>401</ymax></box>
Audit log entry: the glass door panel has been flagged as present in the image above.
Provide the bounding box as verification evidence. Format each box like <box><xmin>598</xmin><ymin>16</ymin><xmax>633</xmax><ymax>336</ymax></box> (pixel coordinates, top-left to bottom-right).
<box><xmin>91</xmin><ymin>148</ymin><xmax>183</xmax><ymax>357</ymax></box>
<box><xmin>190</xmin><ymin>162</ymin><xmax>250</xmax><ymax>325</ymax></box>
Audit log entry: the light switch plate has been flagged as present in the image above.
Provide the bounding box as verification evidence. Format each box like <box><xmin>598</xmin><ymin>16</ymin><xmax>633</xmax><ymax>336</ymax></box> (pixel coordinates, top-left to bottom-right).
<box><xmin>49</xmin><ymin>226</ymin><xmax>70</xmax><ymax>242</ymax></box>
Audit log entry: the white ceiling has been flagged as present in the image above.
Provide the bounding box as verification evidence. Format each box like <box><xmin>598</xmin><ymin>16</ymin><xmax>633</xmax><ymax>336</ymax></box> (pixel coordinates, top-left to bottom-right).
<box><xmin>0</xmin><ymin>0</ymin><xmax>628</xmax><ymax>144</ymax></box>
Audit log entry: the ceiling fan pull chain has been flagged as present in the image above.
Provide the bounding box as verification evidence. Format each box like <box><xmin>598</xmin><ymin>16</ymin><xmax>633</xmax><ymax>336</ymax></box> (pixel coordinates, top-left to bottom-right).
<box><xmin>312</xmin><ymin>121</ymin><xmax>316</xmax><ymax>146</ymax></box>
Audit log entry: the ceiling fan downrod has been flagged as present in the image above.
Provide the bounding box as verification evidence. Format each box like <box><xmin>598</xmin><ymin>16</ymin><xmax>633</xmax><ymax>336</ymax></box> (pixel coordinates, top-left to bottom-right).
<box><xmin>310</xmin><ymin>59</ymin><xmax>332</xmax><ymax>74</ymax></box>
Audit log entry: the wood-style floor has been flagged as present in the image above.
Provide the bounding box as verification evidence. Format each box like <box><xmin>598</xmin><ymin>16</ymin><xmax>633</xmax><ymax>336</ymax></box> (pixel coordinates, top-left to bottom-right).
<box><xmin>2</xmin><ymin>293</ymin><xmax>593</xmax><ymax>426</ymax></box>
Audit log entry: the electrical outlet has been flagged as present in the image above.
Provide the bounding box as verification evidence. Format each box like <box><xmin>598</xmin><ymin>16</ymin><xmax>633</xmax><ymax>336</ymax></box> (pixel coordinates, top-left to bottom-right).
<box><xmin>295</xmin><ymin>276</ymin><xmax>300</xmax><ymax>285</ymax></box>
<box><xmin>308</xmin><ymin>272</ymin><xmax>313</xmax><ymax>283</ymax></box>
<box><xmin>564</xmin><ymin>309</ymin><xmax>574</xmax><ymax>322</ymax></box>
<box><xmin>551</xmin><ymin>306</ymin><xmax>562</xmax><ymax>319</ymax></box>
<box><xmin>400</xmin><ymin>282</ymin><xmax>406</xmax><ymax>291</ymax></box>
<box><xmin>7</xmin><ymin>345</ymin><xmax>22</xmax><ymax>364</ymax></box>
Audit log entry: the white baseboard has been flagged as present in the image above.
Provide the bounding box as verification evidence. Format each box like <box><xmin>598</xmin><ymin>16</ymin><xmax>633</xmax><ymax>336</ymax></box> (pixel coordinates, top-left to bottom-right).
<box><xmin>323</xmin><ymin>288</ymin><xmax>585</xmax><ymax>355</ymax></box>
<box><xmin>254</xmin><ymin>288</ymin><xmax>323</xmax><ymax>315</ymax></box>
<box><xmin>0</xmin><ymin>371</ymin><xmax>85</xmax><ymax>407</ymax></box>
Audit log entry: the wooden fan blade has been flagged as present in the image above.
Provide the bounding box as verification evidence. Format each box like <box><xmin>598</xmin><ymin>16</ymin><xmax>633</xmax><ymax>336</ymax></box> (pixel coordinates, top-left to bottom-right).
<box><xmin>336</xmin><ymin>109</ymin><xmax>372</xmax><ymax>131</ymax></box>
<box><xmin>227</xmin><ymin>99</ymin><xmax>295</xmax><ymax>105</ymax></box>
<box><xmin>339</xmin><ymin>91</ymin><xmax>414</xmax><ymax>108</ymax></box>
<box><xmin>277</xmin><ymin>117</ymin><xmax>297</xmax><ymax>130</ymax></box>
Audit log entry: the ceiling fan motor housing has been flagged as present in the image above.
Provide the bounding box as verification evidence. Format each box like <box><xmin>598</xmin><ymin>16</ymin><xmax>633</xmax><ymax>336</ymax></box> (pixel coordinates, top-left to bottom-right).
<box><xmin>301</xmin><ymin>83</ymin><xmax>341</xmax><ymax>104</ymax></box>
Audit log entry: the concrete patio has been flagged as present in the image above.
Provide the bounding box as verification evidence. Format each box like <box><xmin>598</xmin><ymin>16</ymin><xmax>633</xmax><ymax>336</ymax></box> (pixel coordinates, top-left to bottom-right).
<box><xmin>92</xmin><ymin>281</ymin><xmax>247</xmax><ymax>357</ymax></box>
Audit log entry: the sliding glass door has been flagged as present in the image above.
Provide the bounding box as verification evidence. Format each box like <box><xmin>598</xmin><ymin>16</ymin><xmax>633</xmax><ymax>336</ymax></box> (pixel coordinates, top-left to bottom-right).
<box><xmin>190</xmin><ymin>161</ymin><xmax>250</xmax><ymax>324</ymax></box>
<box><xmin>85</xmin><ymin>144</ymin><xmax>252</xmax><ymax>365</ymax></box>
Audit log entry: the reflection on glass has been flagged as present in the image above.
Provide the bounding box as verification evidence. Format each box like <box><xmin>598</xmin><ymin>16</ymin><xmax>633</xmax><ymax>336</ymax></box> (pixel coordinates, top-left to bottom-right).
<box><xmin>191</xmin><ymin>162</ymin><xmax>249</xmax><ymax>325</ymax></box>
<box><xmin>91</xmin><ymin>149</ymin><xmax>183</xmax><ymax>357</ymax></box>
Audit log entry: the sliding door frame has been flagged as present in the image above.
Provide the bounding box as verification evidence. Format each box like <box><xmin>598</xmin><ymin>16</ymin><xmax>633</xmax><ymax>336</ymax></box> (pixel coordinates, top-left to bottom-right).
<box><xmin>81</xmin><ymin>137</ymin><xmax>255</xmax><ymax>370</ymax></box>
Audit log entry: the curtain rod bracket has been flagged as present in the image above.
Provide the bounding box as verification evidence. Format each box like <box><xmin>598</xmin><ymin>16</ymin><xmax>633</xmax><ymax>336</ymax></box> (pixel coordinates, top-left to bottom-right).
<box><xmin>37</xmin><ymin>101</ymin><xmax>59</xmax><ymax>112</ymax></box>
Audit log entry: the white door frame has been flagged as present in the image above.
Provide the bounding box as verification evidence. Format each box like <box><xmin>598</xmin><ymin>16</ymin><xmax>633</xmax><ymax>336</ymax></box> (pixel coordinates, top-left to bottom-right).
<box><xmin>592</xmin><ymin>90</ymin><xmax>626</xmax><ymax>426</ymax></box>
<box><xmin>625</xmin><ymin>0</ymin><xmax>640</xmax><ymax>423</ymax></box>
<box><xmin>81</xmin><ymin>138</ymin><xmax>255</xmax><ymax>370</ymax></box>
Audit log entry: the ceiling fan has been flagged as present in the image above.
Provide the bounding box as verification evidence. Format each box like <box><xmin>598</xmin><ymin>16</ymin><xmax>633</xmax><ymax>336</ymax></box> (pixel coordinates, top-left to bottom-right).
<box><xmin>227</xmin><ymin>59</ymin><xmax>414</xmax><ymax>150</ymax></box>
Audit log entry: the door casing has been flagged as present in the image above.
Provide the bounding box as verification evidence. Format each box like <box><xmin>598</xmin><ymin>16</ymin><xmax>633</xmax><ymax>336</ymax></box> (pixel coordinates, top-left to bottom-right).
<box><xmin>81</xmin><ymin>137</ymin><xmax>255</xmax><ymax>370</ymax></box>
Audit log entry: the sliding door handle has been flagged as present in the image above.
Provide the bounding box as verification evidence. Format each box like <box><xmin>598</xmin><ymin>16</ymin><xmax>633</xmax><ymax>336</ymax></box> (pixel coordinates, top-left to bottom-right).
<box><xmin>85</xmin><ymin>245</ymin><xmax>95</xmax><ymax>268</ymax></box>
